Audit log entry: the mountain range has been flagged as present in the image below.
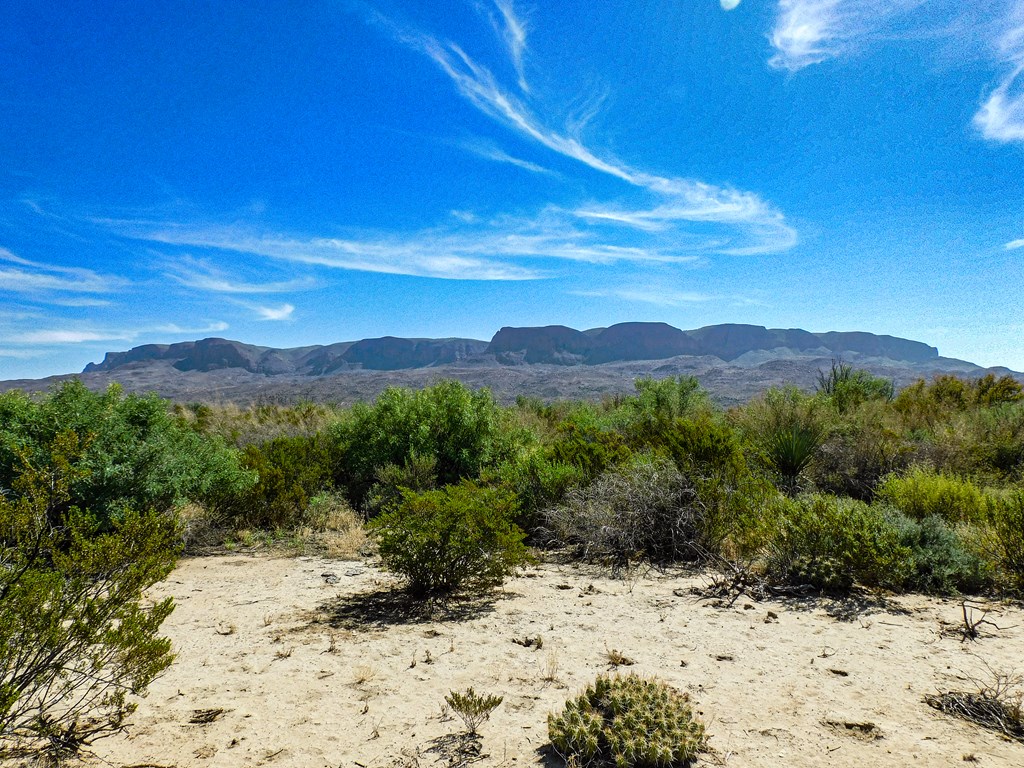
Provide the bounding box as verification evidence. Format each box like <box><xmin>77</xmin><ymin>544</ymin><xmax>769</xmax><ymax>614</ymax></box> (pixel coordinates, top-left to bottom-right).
<box><xmin>2</xmin><ymin>322</ymin><xmax>1017</xmax><ymax>407</ymax></box>
<box><xmin>82</xmin><ymin>322</ymin><xmax>941</xmax><ymax>375</ymax></box>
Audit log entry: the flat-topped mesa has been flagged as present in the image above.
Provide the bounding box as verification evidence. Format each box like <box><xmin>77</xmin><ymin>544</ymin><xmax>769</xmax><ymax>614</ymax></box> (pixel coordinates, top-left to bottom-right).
<box><xmin>340</xmin><ymin>337</ymin><xmax>489</xmax><ymax>370</ymax></box>
<box><xmin>487</xmin><ymin>325</ymin><xmax>593</xmax><ymax>365</ymax></box>
<box><xmin>588</xmin><ymin>322</ymin><xmax>702</xmax><ymax>364</ymax></box>
<box><xmin>813</xmin><ymin>331</ymin><xmax>937</xmax><ymax>364</ymax></box>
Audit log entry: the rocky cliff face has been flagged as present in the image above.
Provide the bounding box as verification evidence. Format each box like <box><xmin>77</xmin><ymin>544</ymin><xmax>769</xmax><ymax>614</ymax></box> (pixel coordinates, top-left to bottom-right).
<box><xmin>82</xmin><ymin>322</ymin><xmax>940</xmax><ymax>377</ymax></box>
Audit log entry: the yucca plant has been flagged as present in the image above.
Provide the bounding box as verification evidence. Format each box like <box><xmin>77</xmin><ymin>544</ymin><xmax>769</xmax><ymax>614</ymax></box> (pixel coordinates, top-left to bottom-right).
<box><xmin>765</xmin><ymin>424</ymin><xmax>823</xmax><ymax>495</ymax></box>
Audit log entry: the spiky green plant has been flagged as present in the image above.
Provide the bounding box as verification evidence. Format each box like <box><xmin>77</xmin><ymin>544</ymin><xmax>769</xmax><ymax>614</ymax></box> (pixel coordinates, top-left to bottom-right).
<box><xmin>548</xmin><ymin>674</ymin><xmax>706</xmax><ymax>767</ymax></box>
<box><xmin>444</xmin><ymin>688</ymin><xmax>503</xmax><ymax>735</ymax></box>
<box><xmin>765</xmin><ymin>424</ymin><xmax>823</xmax><ymax>494</ymax></box>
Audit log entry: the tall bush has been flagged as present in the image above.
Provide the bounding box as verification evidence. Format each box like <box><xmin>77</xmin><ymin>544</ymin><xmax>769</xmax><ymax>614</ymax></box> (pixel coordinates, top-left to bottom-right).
<box><xmin>333</xmin><ymin>381</ymin><xmax>526</xmax><ymax>507</ymax></box>
<box><xmin>0</xmin><ymin>381</ymin><xmax>253</xmax><ymax>526</ymax></box>
<box><xmin>0</xmin><ymin>433</ymin><xmax>178</xmax><ymax>760</ymax></box>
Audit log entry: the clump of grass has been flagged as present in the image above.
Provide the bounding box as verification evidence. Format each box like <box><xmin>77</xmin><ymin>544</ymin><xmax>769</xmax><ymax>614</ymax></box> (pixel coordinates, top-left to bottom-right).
<box><xmin>605</xmin><ymin>647</ymin><xmax>635</xmax><ymax>668</ymax></box>
<box><xmin>444</xmin><ymin>688</ymin><xmax>504</xmax><ymax>735</ymax></box>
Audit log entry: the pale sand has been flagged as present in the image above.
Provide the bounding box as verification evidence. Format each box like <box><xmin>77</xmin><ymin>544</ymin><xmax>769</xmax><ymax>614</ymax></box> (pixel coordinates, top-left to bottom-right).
<box><xmin>89</xmin><ymin>554</ymin><xmax>1024</xmax><ymax>768</ymax></box>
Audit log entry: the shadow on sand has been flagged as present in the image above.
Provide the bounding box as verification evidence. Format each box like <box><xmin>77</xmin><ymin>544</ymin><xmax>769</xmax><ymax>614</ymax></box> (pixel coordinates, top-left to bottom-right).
<box><xmin>315</xmin><ymin>585</ymin><xmax>510</xmax><ymax>631</ymax></box>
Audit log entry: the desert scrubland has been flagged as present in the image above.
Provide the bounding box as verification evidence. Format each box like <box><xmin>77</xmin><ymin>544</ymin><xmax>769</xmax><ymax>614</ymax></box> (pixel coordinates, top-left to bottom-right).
<box><xmin>3</xmin><ymin>369</ymin><xmax>1024</xmax><ymax>767</ymax></box>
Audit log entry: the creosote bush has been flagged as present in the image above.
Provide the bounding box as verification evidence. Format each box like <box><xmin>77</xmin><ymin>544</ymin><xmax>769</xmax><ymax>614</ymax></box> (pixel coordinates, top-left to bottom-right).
<box><xmin>369</xmin><ymin>481</ymin><xmax>529</xmax><ymax>596</ymax></box>
<box><xmin>875</xmin><ymin>467</ymin><xmax>990</xmax><ymax>525</ymax></box>
<box><xmin>987</xmin><ymin>490</ymin><xmax>1024</xmax><ymax>592</ymax></box>
<box><xmin>548</xmin><ymin>673</ymin><xmax>706</xmax><ymax>767</ymax></box>
<box><xmin>0</xmin><ymin>433</ymin><xmax>178</xmax><ymax>761</ymax></box>
<box><xmin>0</xmin><ymin>381</ymin><xmax>253</xmax><ymax>529</ymax></box>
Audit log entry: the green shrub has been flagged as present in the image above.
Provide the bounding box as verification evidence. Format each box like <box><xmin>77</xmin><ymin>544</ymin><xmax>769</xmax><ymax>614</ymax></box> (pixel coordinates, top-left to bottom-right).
<box><xmin>543</xmin><ymin>455</ymin><xmax>708</xmax><ymax>567</ymax></box>
<box><xmin>733</xmin><ymin>386</ymin><xmax>826</xmax><ymax>494</ymax></box>
<box><xmin>363</xmin><ymin>453</ymin><xmax>438</xmax><ymax>518</ymax></box>
<box><xmin>766</xmin><ymin>494</ymin><xmax>913</xmax><ymax>592</ymax></box>
<box><xmin>615</xmin><ymin>376</ymin><xmax>711</xmax><ymax>439</ymax></box>
<box><xmin>369</xmin><ymin>481</ymin><xmax>529</xmax><ymax>596</ymax></box>
<box><xmin>227</xmin><ymin>433</ymin><xmax>338</xmax><ymax>529</ymax></box>
<box><xmin>883</xmin><ymin>510</ymin><xmax>991</xmax><ymax>594</ymax></box>
<box><xmin>875</xmin><ymin>467</ymin><xmax>989</xmax><ymax>525</ymax></box>
<box><xmin>816</xmin><ymin>360</ymin><xmax>894</xmax><ymax>413</ymax></box>
<box><xmin>333</xmin><ymin>382</ymin><xmax>527</xmax><ymax>506</ymax></box>
<box><xmin>807</xmin><ymin>400</ymin><xmax>913</xmax><ymax>500</ymax></box>
<box><xmin>0</xmin><ymin>433</ymin><xmax>178</xmax><ymax>761</ymax></box>
<box><xmin>549</xmin><ymin>417</ymin><xmax>631</xmax><ymax>481</ymax></box>
<box><xmin>548</xmin><ymin>673</ymin><xmax>706</xmax><ymax>767</ymax></box>
<box><xmin>987</xmin><ymin>490</ymin><xmax>1024</xmax><ymax>592</ymax></box>
<box><xmin>0</xmin><ymin>381</ymin><xmax>253</xmax><ymax>527</ymax></box>
<box><xmin>487</xmin><ymin>451</ymin><xmax>585</xmax><ymax>532</ymax></box>
<box><xmin>949</xmin><ymin>403</ymin><xmax>1024</xmax><ymax>481</ymax></box>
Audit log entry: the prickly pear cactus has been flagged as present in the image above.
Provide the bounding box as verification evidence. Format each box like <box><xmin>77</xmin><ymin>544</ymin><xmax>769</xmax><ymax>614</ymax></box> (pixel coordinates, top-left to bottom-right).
<box><xmin>547</xmin><ymin>674</ymin><xmax>706</xmax><ymax>767</ymax></box>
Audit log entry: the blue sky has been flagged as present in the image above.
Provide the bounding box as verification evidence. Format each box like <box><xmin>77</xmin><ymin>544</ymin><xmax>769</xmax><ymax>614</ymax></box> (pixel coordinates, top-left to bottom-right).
<box><xmin>1</xmin><ymin>0</ymin><xmax>1023</xmax><ymax>378</ymax></box>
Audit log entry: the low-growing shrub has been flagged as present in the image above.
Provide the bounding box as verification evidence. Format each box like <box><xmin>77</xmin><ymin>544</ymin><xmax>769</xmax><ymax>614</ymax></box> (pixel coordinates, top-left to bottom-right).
<box><xmin>445</xmin><ymin>688</ymin><xmax>503</xmax><ymax>735</ymax></box>
<box><xmin>875</xmin><ymin>467</ymin><xmax>990</xmax><ymax>525</ymax></box>
<box><xmin>543</xmin><ymin>455</ymin><xmax>708</xmax><ymax>567</ymax></box>
<box><xmin>369</xmin><ymin>481</ymin><xmax>529</xmax><ymax>596</ymax></box>
<box><xmin>883</xmin><ymin>510</ymin><xmax>991</xmax><ymax>594</ymax></box>
<box><xmin>766</xmin><ymin>494</ymin><xmax>913</xmax><ymax>592</ymax></box>
<box><xmin>547</xmin><ymin>673</ymin><xmax>706</xmax><ymax>767</ymax></box>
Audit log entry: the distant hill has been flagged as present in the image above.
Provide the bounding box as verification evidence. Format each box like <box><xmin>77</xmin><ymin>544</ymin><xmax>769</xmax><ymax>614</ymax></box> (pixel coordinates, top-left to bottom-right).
<box><xmin>3</xmin><ymin>321</ymin><xmax>1016</xmax><ymax>407</ymax></box>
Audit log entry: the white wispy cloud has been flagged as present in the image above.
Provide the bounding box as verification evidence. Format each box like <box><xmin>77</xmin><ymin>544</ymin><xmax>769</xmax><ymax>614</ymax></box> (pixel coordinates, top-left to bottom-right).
<box><xmin>769</xmin><ymin>0</ymin><xmax>846</xmax><ymax>71</ymax></box>
<box><xmin>768</xmin><ymin>1</ymin><xmax>1024</xmax><ymax>144</ymax></box>
<box><xmin>0</xmin><ymin>247</ymin><xmax>127</xmax><ymax>296</ymax></box>
<box><xmin>0</xmin><ymin>348</ymin><xmax>47</xmax><ymax>360</ymax></box>
<box><xmin>253</xmin><ymin>303</ymin><xmax>295</xmax><ymax>321</ymax></box>
<box><xmin>154</xmin><ymin>321</ymin><xmax>230</xmax><ymax>335</ymax></box>
<box><xmin>48</xmin><ymin>297</ymin><xmax>114</xmax><ymax>307</ymax></box>
<box><xmin>768</xmin><ymin>0</ymin><xmax>927</xmax><ymax>72</ymax></box>
<box><xmin>460</xmin><ymin>138</ymin><xmax>555</xmax><ymax>175</ymax></box>
<box><xmin>378</xmin><ymin>12</ymin><xmax>796</xmax><ymax>255</ymax></box>
<box><xmin>974</xmin><ymin>4</ymin><xmax>1024</xmax><ymax>142</ymax></box>
<box><xmin>573</xmin><ymin>288</ymin><xmax>718</xmax><ymax>306</ymax></box>
<box><xmin>3</xmin><ymin>320</ymin><xmax>229</xmax><ymax>347</ymax></box>
<box><xmin>107</xmin><ymin>3</ymin><xmax>796</xmax><ymax>287</ymax></box>
<box><xmin>1005</xmin><ymin>237</ymin><xmax>1024</xmax><ymax>249</ymax></box>
<box><xmin>492</xmin><ymin>1</ymin><xmax>529</xmax><ymax>91</ymax></box>
<box><xmin>574</xmin><ymin>287</ymin><xmax>768</xmax><ymax>307</ymax></box>
<box><xmin>118</xmin><ymin>222</ymin><xmax>545</xmax><ymax>280</ymax></box>
<box><xmin>11</xmin><ymin>329</ymin><xmax>134</xmax><ymax>344</ymax></box>
<box><xmin>163</xmin><ymin>256</ymin><xmax>318</xmax><ymax>293</ymax></box>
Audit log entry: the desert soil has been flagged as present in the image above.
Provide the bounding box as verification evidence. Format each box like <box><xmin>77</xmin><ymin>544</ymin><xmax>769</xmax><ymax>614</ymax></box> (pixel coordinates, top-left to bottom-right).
<box><xmin>88</xmin><ymin>554</ymin><xmax>1024</xmax><ymax>768</ymax></box>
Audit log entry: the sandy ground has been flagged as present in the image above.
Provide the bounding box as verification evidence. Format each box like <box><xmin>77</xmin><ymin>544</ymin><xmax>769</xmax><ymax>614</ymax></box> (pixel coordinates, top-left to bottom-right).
<box><xmin>87</xmin><ymin>554</ymin><xmax>1024</xmax><ymax>768</ymax></box>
